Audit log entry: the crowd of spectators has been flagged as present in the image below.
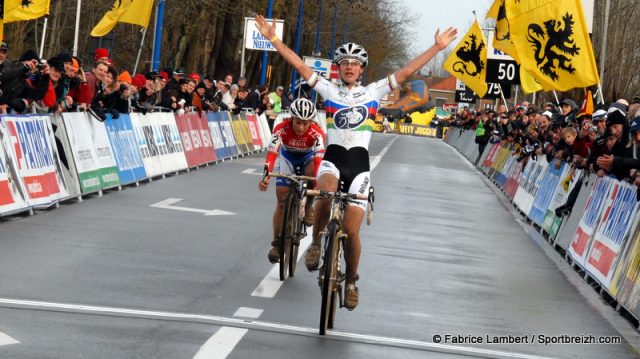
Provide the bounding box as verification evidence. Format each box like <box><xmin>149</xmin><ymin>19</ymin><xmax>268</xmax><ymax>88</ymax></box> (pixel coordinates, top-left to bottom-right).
<box><xmin>0</xmin><ymin>43</ymin><xmax>292</xmax><ymax>130</ymax></box>
<box><xmin>450</xmin><ymin>95</ymin><xmax>640</xmax><ymax>208</ymax></box>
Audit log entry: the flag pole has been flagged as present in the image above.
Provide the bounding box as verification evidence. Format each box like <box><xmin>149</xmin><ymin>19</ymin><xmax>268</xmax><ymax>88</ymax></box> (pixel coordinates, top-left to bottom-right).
<box><xmin>596</xmin><ymin>83</ymin><xmax>605</xmax><ymax>105</ymax></box>
<box><xmin>552</xmin><ymin>90</ymin><xmax>560</xmax><ymax>105</ymax></box>
<box><xmin>498</xmin><ymin>84</ymin><xmax>508</xmax><ymax>110</ymax></box>
<box><xmin>39</xmin><ymin>17</ymin><xmax>48</xmax><ymax>58</ymax></box>
<box><xmin>133</xmin><ymin>28</ymin><xmax>147</xmax><ymax>76</ymax></box>
<box><xmin>73</xmin><ymin>0</ymin><xmax>81</xmax><ymax>56</ymax></box>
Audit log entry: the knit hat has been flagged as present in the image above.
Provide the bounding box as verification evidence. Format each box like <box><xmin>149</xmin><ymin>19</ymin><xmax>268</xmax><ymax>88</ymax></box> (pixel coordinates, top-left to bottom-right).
<box><xmin>56</xmin><ymin>52</ymin><xmax>73</xmax><ymax>64</ymax></box>
<box><xmin>159</xmin><ymin>71</ymin><xmax>169</xmax><ymax>81</ymax></box>
<box><xmin>606</xmin><ymin>109</ymin><xmax>627</xmax><ymax>127</ymax></box>
<box><xmin>188</xmin><ymin>73</ymin><xmax>201</xmax><ymax>82</ymax></box>
<box><xmin>71</xmin><ymin>57</ymin><xmax>80</xmax><ymax>72</ymax></box>
<box><xmin>609</xmin><ymin>102</ymin><xmax>628</xmax><ymax>115</ymax></box>
<box><xmin>117</xmin><ymin>71</ymin><xmax>132</xmax><ymax>85</ymax></box>
<box><xmin>94</xmin><ymin>47</ymin><xmax>110</xmax><ymax>61</ymax></box>
<box><xmin>19</xmin><ymin>49</ymin><xmax>39</xmax><ymax>62</ymax></box>
<box><xmin>131</xmin><ymin>74</ymin><xmax>146</xmax><ymax>89</ymax></box>
<box><xmin>47</xmin><ymin>57</ymin><xmax>65</xmax><ymax>72</ymax></box>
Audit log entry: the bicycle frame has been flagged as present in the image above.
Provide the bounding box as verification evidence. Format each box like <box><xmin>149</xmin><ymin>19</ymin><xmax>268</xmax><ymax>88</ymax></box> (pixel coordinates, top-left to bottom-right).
<box><xmin>306</xmin><ymin>187</ymin><xmax>373</xmax><ymax>335</ymax></box>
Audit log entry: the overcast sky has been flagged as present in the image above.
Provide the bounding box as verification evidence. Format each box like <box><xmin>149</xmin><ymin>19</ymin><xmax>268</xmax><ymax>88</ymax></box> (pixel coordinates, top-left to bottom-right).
<box><xmin>400</xmin><ymin>0</ymin><xmax>493</xmax><ymax>56</ymax></box>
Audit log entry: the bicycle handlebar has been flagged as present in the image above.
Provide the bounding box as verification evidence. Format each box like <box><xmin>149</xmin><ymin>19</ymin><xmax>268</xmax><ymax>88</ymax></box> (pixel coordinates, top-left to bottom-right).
<box><xmin>268</xmin><ymin>173</ymin><xmax>317</xmax><ymax>182</ymax></box>
<box><xmin>305</xmin><ymin>189</ymin><xmax>369</xmax><ymax>201</ymax></box>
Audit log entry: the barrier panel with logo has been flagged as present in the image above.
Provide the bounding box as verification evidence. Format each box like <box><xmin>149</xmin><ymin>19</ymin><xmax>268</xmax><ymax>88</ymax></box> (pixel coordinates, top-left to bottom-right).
<box><xmin>175</xmin><ymin>112</ymin><xmax>217</xmax><ymax>167</ymax></box>
<box><xmin>568</xmin><ymin>177</ymin><xmax>612</xmax><ymax>267</ymax></box>
<box><xmin>130</xmin><ymin>113</ymin><xmax>165</xmax><ymax>177</ymax></box>
<box><xmin>609</xmin><ymin>221</ymin><xmax>640</xmax><ymax>317</ymax></box>
<box><xmin>104</xmin><ymin>113</ymin><xmax>147</xmax><ymax>184</ymax></box>
<box><xmin>1</xmin><ymin>115</ymin><xmax>69</xmax><ymax>206</ymax></box>
<box><xmin>529</xmin><ymin>162</ymin><xmax>565</xmax><ymax>226</ymax></box>
<box><xmin>90</xmin><ymin>114</ymin><xmax>121</xmax><ymax>189</ymax></box>
<box><xmin>205</xmin><ymin>112</ymin><xmax>229</xmax><ymax>159</ymax></box>
<box><xmin>230</xmin><ymin>113</ymin><xmax>252</xmax><ymax>154</ymax></box>
<box><xmin>541</xmin><ymin>167</ymin><xmax>578</xmax><ymax>239</ymax></box>
<box><xmin>244</xmin><ymin>113</ymin><xmax>264</xmax><ymax>149</ymax></box>
<box><xmin>212</xmin><ymin>111</ymin><xmax>239</xmax><ymax>158</ymax></box>
<box><xmin>395</xmin><ymin>123</ymin><xmax>438</xmax><ymax>137</ymax></box>
<box><xmin>504</xmin><ymin>158</ymin><xmax>524</xmax><ymax>200</ymax></box>
<box><xmin>0</xmin><ymin>121</ymin><xmax>29</xmax><ymax>214</ymax></box>
<box><xmin>584</xmin><ymin>181</ymin><xmax>639</xmax><ymax>289</ymax></box>
<box><xmin>554</xmin><ymin>177</ymin><xmax>594</xmax><ymax>250</ymax></box>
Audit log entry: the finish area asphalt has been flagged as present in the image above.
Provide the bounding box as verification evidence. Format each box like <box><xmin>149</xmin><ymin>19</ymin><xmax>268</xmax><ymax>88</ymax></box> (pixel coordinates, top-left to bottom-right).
<box><xmin>0</xmin><ymin>133</ymin><xmax>639</xmax><ymax>359</ymax></box>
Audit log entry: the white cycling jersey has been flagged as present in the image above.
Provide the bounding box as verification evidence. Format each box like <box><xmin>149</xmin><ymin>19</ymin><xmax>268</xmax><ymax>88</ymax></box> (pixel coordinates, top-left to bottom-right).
<box><xmin>309</xmin><ymin>74</ymin><xmax>399</xmax><ymax>150</ymax></box>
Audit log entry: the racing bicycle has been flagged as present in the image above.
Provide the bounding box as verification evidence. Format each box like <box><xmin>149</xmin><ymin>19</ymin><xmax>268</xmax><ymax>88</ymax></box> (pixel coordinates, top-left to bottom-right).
<box><xmin>306</xmin><ymin>185</ymin><xmax>374</xmax><ymax>335</ymax></box>
<box><xmin>266</xmin><ymin>169</ymin><xmax>316</xmax><ymax>280</ymax></box>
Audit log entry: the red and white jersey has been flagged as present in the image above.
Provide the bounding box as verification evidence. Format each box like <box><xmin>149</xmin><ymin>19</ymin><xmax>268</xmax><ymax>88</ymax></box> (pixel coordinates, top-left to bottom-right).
<box><xmin>264</xmin><ymin>119</ymin><xmax>326</xmax><ymax>174</ymax></box>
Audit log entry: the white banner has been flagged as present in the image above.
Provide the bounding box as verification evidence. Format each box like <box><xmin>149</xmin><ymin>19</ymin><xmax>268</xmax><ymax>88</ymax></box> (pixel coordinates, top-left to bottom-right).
<box><xmin>244</xmin><ymin>18</ymin><xmax>284</xmax><ymax>51</ymax></box>
<box><xmin>303</xmin><ymin>56</ymin><xmax>332</xmax><ymax>79</ymax></box>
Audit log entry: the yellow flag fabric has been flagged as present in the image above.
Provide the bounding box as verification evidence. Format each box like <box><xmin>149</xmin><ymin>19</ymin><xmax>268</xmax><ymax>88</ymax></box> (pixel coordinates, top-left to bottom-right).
<box><xmin>520</xmin><ymin>66</ymin><xmax>543</xmax><ymax>94</ymax></box>
<box><xmin>91</xmin><ymin>0</ymin><xmax>154</xmax><ymax>37</ymax></box>
<box><xmin>0</xmin><ymin>21</ymin><xmax>4</xmax><ymax>44</ymax></box>
<box><xmin>443</xmin><ymin>20</ymin><xmax>488</xmax><ymax>97</ymax></box>
<box><xmin>4</xmin><ymin>0</ymin><xmax>50</xmax><ymax>23</ymax></box>
<box><xmin>486</xmin><ymin>0</ymin><xmax>519</xmax><ymax>62</ymax></box>
<box><xmin>506</xmin><ymin>0</ymin><xmax>599</xmax><ymax>91</ymax></box>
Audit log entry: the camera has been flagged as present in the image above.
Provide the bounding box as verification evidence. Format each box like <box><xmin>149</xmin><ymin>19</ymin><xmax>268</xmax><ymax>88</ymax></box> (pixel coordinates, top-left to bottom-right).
<box><xmin>119</xmin><ymin>83</ymin><xmax>128</xmax><ymax>92</ymax></box>
<box><xmin>36</xmin><ymin>59</ymin><xmax>47</xmax><ymax>71</ymax></box>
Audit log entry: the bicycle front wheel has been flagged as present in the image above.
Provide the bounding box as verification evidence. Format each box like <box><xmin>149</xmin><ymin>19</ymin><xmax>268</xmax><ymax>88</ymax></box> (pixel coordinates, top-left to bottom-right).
<box><xmin>279</xmin><ymin>192</ymin><xmax>294</xmax><ymax>281</ymax></box>
<box><xmin>319</xmin><ymin>220</ymin><xmax>340</xmax><ymax>335</ymax></box>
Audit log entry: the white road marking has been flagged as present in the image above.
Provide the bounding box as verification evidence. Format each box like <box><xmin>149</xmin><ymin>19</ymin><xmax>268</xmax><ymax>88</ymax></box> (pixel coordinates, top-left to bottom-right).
<box><xmin>150</xmin><ymin>198</ymin><xmax>235</xmax><ymax>216</ymax></box>
<box><xmin>370</xmin><ymin>135</ymin><xmax>399</xmax><ymax>170</ymax></box>
<box><xmin>0</xmin><ymin>297</ymin><xmax>554</xmax><ymax>359</ymax></box>
<box><xmin>242</xmin><ymin>168</ymin><xmax>262</xmax><ymax>176</ymax></box>
<box><xmin>251</xmin><ymin>232</ymin><xmax>312</xmax><ymax>298</ymax></box>
<box><xmin>193</xmin><ymin>327</ymin><xmax>247</xmax><ymax>359</ymax></box>
<box><xmin>0</xmin><ymin>332</ymin><xmax>19</xmax><ymax>346</ymax></box>
<box><xmin>233</xmin><ymin>307</ymin><xmax>263</xmax><ymax>319</ymax></box>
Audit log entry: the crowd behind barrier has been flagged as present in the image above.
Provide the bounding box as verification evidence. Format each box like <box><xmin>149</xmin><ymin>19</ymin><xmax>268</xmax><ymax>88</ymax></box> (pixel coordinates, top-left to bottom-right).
<box><xmin>445</xmin><ymin>128</ymin><xmax>640</xmax><ymax>327</ymax></box>
<box><xmin>0</xmin><ymin>108</ymin><xmax>301</xmax><ymax>217</ymax></box>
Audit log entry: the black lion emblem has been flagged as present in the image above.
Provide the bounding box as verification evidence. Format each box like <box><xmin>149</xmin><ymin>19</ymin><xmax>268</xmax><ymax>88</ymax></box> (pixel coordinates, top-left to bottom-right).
<box><xmin>22</xmin><ymin>0</ymin><xmax>33</xmax><ymax>7</ymax></box>
<box><xmin>526</xmin><ymin>12</ymin><xmax>580</xmax><ymax>81</ymax></box>
<box><xmin>453</xmin><ymin>34</ymin><xmax>485</xmax><ymax>77</ymax></box>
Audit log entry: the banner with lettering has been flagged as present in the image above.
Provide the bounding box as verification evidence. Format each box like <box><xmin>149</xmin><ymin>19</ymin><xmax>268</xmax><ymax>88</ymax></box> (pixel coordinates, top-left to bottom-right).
<box><xmin>530</xmin><ymin>162</ymin><xmax>565</xmax><ymax>226</ymax></box>
<box><xmin>1</xmin><ymin>115</ymin><xmax>68</xmax><ymax>206</ymax></box>
<box><xmin>209</xmin><ymin>112</ymin><xmax>239</xmax><ymax>158</ymax></box>
<box><xmin>0</xmin><ymin>120</ymin><xmax>29</xmax><ymax>214</ymax></box>
<box><xmin>569</xmin><ymin>177</ymin><xmax>612</xmax><ymax>267</ymax></box>
<box><xmin>104</xmin><ymin>113</ymin><xmax>147</xmax><ymax>184</ymax></box>
<box><xmin>62</xmin><ymin>113</ymin><xmax>121</xmax><ymax>192</ymax></box>
<box><xmin>129</xmin><ymin>112</ymin><xmax>164</xmax><ymax>178</ymax></box>
<box><xmin>229</xmin><ymin>114</ymin><xmax>251</xmax><ymax>154</ymax></box>
<box><xmin>244</xmin><ymin>113</ymin><xmax>264</xmax><ymax>149</ymax></box>
<box><xmin>174</xmin><ymin>112</ymin><xmax>216</xmax><ymax>168</ymax></box>
<box><xmin>205</xmin><ymin>112</ymin><xmax>229</xmax><ymax>159</ymax></box>
<box><xmin>584</xmin><ymin>181</ymin><xmax>639</xmax><ymax>289</ymax></box>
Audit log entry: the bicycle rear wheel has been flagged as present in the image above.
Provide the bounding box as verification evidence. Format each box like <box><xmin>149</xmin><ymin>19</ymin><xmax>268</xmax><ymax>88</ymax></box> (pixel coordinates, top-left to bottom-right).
<box><xmin>319</xmin><ymin>221</ymin><xmax>339</xmax><ymax>335</ymax></box>
<box><xmin>288</xmin><ymin>195</ymin><xmax>302</xmax><ymax>277</ymax></box>
<box><xmin>279</xmin><ymin>192</ymin><xmax>294</xmax><ymax>281</ymax></box>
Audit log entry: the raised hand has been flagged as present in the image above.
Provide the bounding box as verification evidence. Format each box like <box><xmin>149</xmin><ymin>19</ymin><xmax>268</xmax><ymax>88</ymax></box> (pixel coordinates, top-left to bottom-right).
<box><xmin>255</xmin><ymin>15</ymin><xmax>276</xmax><ymax>39</ymax></box>
<box><xmin>435</xmin><ymin>27</ymin><xmax>458</xmax><ymax>50</ymax></box>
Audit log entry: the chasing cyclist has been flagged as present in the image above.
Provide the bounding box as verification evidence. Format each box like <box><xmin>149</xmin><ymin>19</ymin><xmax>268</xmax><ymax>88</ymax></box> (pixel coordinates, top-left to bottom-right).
<box><xmin>259</xmin><ymin>97</ymin><xmax>326</xmax><ymax>264</ymax></box>
<box><xmin>255</xmin><ymin>15</ymin><xmax>457</xmax><ymax>310</ymax></box>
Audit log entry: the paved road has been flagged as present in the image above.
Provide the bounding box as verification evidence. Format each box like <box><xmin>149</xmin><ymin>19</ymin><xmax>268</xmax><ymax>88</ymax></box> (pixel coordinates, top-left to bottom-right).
<box><xmin>0</xmin><ymin>133</ymin><xmax>638</xmax><ymax>358</ymax></box>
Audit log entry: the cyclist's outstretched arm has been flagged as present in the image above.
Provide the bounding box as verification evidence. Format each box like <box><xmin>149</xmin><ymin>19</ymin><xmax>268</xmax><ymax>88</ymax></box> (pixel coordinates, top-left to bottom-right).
<box><xmin>255</xmin><ymin>15</ymin><xmax>315</xmax><ymax>82</ymax></box>
<box><xmin>393</xmin><ymin>27</ymin><xmax>458</xmax><ymax>85</ymax></box>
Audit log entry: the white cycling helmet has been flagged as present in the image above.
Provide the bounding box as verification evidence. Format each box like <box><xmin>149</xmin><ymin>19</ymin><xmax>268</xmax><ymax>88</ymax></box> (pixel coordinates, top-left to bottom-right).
<box><xmin>290</xmin><ymin>98</ymin><xmax>317</xmax><ymax>121</ymax></box>
<box><xmin>334</xmin><ymin>42</ymin><xmax>368</xmax><ymax>68</ymax></box>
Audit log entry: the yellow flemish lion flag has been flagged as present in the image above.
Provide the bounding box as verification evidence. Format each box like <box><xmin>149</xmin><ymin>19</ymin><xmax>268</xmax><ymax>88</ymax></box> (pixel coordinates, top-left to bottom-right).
<box><xmin>443</xmin><ymin>20</ymin><xmax>488</xmax><ymax>97</ymax></box>
<box><xmin>485</xmin><ymin>0</ymin><xmax>519</xmax><ymax>62</ymax></box>
<box><xmin>91</xmin><ymin>0</ymin><xmax>154</xmax><ymax>37</ymax></box>
<box><xmin>506</xmin><ymin>0</ymin><xmax>599</xmax><ymax>91</ymax></box>
<box><xmin>4</xmin><ymin>0</ymin><xmax>50</xmax><ymax>23</ymax></box>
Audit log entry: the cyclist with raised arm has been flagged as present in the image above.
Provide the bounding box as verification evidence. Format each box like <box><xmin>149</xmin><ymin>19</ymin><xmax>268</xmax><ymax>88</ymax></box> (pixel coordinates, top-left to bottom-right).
<box><xmin>255</xmin><ymin>15</ymin><xmax>457</xmax><ymax>310</ymax></box>
<box><xmin>259</xmin><ymin>98</ymin><xmax>326</xmax><ymax>264</ymax></box>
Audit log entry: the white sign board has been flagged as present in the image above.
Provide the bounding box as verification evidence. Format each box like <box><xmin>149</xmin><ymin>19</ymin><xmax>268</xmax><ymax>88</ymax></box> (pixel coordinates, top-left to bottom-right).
<box><xmin>244</xmin><ymin>18</ymin><xmax>284</xmax><ymax>52</ymax></box>
<box><xmin>303</xmin><ymin>56</ymin><xmax>332</xmax><ymax>79</ymax></box>
<box><xmin>486</xmin><ymin>29</ymin><xmax>515</xmax><ymax>61</ymax></box>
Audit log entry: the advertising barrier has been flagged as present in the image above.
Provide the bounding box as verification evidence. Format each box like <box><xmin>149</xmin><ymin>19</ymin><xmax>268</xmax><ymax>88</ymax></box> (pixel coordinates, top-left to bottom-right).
<box><xmin>529</xmin><ymin>162</ymin><xmax>565</xmax><ymax>226</ymax></box>
<box><xmin>1</xmin><ymin>115</ymin><xmax>69</xmax><ymax>206</ymax></box>
<box><xmin>568</xmin><ymin>177</ymin><xmax>612</xmax><ymax>267</ymax></box>
<box><xmin>230</xmin><ymin>113</ymin><xmax>252</xmax><ymax>154</ymax></box>
<box><xmin>206</xmin><ymin>112</ymin><xmax>229</xmax><ymax>159</ymax></box>
<box><xmin>584</xmin><ymin>181</ymin><xmax>639</xmax><ymax>289</ymax></box>
<box><xmin>175</xmin><ymin>113</ymin><xmax>217</xmax><ymax>168</ymax></box>
<box><xmin>104</xmin><ymin>113</ymin><xmax>148</xmax><ymax>185</ymax></box>
<box><xmin>0</xmin><ymin>121</ymin><xmax>29</xmax><ymax>214</ymax></box>
<box><xmin>244</xmin><ymin>113</ymin><xmax>264</xmax><ymax>149</ymax></box>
